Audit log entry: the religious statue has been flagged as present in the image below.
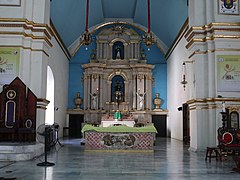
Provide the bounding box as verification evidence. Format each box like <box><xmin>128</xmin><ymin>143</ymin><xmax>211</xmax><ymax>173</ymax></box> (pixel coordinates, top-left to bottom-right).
<box><xmin>116</xmin><ymin>48</ymin><xmax>121</xmax><ymax>59</ymax></box>
<box><xmin>89</xmin><ymin>92</ymin><xmax>97</xmax><ymax>110</ymax></box>
<box><xmin>136</xmin><ymin>90</ymin><xmax>146</xmax><ymax>110</ymax></box>
<box><xmin>115</xmin><ymin>80</ymin><xmax>122</xmax><ymax>102</ymax></box>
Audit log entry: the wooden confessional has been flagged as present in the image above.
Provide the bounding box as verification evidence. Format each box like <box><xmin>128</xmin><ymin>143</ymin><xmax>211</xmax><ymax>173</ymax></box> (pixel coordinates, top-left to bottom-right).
<box><xmin>0</xmin><ymin>77</ymin><xmax>37</xmax><ymax>142</ymax></box>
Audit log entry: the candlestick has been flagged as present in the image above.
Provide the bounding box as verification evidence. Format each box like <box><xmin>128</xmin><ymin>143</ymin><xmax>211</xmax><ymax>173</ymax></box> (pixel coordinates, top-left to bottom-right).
<box><xmin>222</xmin><ymin>101</ymin><xmax>226</xmax><ymax>112</ymax></box>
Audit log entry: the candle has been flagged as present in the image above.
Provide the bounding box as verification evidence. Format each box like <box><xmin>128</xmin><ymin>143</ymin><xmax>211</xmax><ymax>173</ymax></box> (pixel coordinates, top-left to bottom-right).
<box><xmin>222</xmin><ymin>101</ymin><xmax>226</xmax><ymax>112</ymax></box>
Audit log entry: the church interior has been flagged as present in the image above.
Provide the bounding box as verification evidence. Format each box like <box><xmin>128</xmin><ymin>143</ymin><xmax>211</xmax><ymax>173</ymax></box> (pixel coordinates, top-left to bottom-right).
<box><xmin>1</xmin><ymin>0</ymin><xmax>240</xmax><ymax>179</ymax></box>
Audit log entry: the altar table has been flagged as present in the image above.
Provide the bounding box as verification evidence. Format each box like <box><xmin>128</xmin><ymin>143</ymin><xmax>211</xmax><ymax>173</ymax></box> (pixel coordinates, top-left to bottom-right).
<box><xmin>82</xmin><ymin>124</ymin><xmax>157</xmax><ymax>152</ymax></box>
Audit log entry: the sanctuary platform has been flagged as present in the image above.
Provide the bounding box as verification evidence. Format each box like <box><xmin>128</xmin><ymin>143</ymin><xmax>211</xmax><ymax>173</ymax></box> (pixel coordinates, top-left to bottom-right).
<box><xmin>82</xmin><ymin>124</ymin><xmax>157</xmax><ymax>152</ymax></box>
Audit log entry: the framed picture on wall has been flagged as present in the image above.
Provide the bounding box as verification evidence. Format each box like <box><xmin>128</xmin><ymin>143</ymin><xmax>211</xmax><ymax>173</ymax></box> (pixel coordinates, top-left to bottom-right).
<box><xmin>219</xmin><ymin>0</ymin><xmax>239</xmax><ymax>15</ymax></box>
<box><xmin>0</xmin><ymin>0</ymin><xmax>21</xmax><ymax>6</ymax></box>
<box><xmin>217</xmin><ymin>55</ymin><xmax>240</xmax><ymax>91</ymax></box>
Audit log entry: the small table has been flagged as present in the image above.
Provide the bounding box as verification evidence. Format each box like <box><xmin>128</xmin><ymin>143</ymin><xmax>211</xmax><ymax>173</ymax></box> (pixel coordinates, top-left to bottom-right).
<box><xmin>205</xmin><ymin>147</ymin><xmax>221</xmax><ymax>162</ymax></box>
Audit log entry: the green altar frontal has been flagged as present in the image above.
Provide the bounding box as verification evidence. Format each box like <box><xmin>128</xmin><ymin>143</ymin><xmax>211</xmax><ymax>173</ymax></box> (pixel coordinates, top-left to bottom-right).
<box><xmin>82</xmin><ymin>124</ymin><xmax>157</xmax><ymax>152</ymax></box>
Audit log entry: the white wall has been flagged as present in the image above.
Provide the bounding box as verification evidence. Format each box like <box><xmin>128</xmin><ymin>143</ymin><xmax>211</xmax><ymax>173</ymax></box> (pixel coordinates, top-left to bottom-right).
<box><xmin>167</xmin><ymin>30</ymin><xmax>190</xmax><ymax>140</ymax></box>
<box><xmin>48</xmin><ymin>35</ymin><xmax>69</xmax><ymax>137</ymax></box>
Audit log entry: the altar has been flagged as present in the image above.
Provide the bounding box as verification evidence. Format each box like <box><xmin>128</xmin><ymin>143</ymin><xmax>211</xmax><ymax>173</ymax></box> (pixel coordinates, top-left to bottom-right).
<box><xmin>101</xmin><ymin>113</ymin><xmax>135</xmax><ymax>127</ymax></box>
<box><xmin>82</xmin><ymin>124</ymin><xmax>157</xmax><ymax>152</ymax></box>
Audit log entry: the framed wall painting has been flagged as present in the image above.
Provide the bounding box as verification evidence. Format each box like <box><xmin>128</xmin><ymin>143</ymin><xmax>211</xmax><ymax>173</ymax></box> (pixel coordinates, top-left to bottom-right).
<box><xmin>0</xmin><ymin>0</ymin><xmax>21</xmax><ymax>6</ymax></box>
<box><xmin>219</xmin><ymin>0</ymin><xmax>239</xmax><ymax>15</ymax></box>
<box><xmin>217</xmin><ymin>55</ymin><xmax>240</xmax><ymax>91</ymax></box>
<box><xmin>0</xmin><ymin>47</ymin><xmax>20</xmax><ymax>86</ymax></box>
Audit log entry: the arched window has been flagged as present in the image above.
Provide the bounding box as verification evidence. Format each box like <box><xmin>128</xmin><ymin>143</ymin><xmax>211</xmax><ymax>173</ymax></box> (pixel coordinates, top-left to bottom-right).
<box><xmin>113</xmin><ymin>41</ymin><xmax>124</xmax><ymax>59</ymax></box>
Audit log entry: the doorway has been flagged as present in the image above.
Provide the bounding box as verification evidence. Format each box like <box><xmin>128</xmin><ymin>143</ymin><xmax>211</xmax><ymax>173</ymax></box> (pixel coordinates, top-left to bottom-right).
<box><xmin>152</xmin><ymin>115</ymin><xmax>167</xmax><ymax>137</ymax></box>
<box><xmin>182</xmin><ymin>103</ymin><xmax>190</xmax><ymax>144</ymax></box>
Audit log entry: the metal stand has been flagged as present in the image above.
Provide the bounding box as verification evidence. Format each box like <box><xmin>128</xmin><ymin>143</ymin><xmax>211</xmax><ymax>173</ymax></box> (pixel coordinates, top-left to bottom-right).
<box><xmin>53</xmin><ymin>124</ymin><xmax>63</xmax><ymax>147</ymax></box>
<box><xmin>55</xmin><ymin>126</ymin><xmax>63</xmax><ymax>147</ymax></box>
<box><xmin>37</xmin><ymin>126</ymin><xmax>55</xmax><ymax>167</ymax></box>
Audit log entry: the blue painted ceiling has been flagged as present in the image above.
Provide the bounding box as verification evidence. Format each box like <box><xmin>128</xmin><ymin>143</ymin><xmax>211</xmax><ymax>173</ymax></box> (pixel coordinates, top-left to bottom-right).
<box><xmin>50</xmin><ymin>0</ymin><xmax>188</xmax><ymax>53</ymax></box>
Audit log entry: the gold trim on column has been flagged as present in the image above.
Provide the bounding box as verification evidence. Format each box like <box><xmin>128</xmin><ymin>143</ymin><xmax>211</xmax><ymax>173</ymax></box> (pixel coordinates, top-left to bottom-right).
<box><xmin>0</xmin><ymin>31</ymin><xmax>52</xmax><ymax>47</ymax></box>
<box><xmin>0</xmin><ymin>45</ymin><xmax>49</xmax><ymax>57</ymax></box>
<box><xmin>189</xmin><ymin>48</ymin><xmax>240</xmax><ymax>59</ymax></box>
<box><xmin>185</xmin><ymin>22</ymin><xmax>240</xmax><ymax>38</ymax></box>
<box><xmin>186</xmin><ymin>35</ymin><xmax>240</xmax><ymax>49</ymax></box>
<box><xmin>187</xmin><ymin>98</ymin><xmax>240</xmax><ymax>111</ymax></box>
<box><xmin>0</xmin><ymin>23</ymin><xmax>52</xmax><ymax>39</ymax></box>
<box><xmin>0</xmin><ymin>18</ymin><xmax>53</xmax><ymax>35</ymax></box>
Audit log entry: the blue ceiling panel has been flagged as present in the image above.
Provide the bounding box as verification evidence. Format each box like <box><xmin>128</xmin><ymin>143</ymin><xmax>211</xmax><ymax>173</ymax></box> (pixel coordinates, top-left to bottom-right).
<box><xmin>134</xmin><ymin>0</ymin><xmax>188</xmax><ymax>48</ymax></box>
<box><xmin>50</xmin><ymin>0</ymin><xmax>104</xmax><ymax>47</ymax></box>
<box><xmin>50</xmin><ymin>0</ymin><xmax>188</xmax><ymax>51</ymax></box>
<box><xmin>102</xmin><ymin>0</ymin><xmax>137</xmax><ymax>18</ymax></box>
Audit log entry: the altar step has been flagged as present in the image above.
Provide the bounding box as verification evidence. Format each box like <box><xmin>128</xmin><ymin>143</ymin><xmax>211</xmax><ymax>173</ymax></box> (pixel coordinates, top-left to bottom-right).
<box><xmin>0</xmin><ymin>143</ymin><xmax>44</xmax><ymax>161</ymax></box>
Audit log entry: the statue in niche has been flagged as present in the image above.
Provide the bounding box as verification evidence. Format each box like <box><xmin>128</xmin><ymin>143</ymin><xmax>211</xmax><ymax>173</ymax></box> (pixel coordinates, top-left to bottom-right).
<box><xmin>113</xmin><ymin>41</ymin><xmax>124</xmax><ymax>59</ymax></box>
<box><xmin>90</xmin><ymin>92</ymin><xmax>97</xmax><ymax>110</ymax></box>
<box><xmin>136</xmin><ymin>90</ymin><xmax>146</xmax><ymax>110</ymax></box>
<box><xmin>115</xmin><ymin>80</ymin><xmax>122</xmax><ymax>103</ymax></box>
<box><xmin>116</xmin><ymin>48</ymin><xmax>121</xmax><ymax>59</ymax></box>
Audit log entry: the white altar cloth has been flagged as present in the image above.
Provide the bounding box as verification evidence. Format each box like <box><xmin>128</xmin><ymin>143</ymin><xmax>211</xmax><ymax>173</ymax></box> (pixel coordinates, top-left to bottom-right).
<box><xmin>101</xmin><ymin>120</ymin><xmax>135</xmax><ymax>127</ymax></box>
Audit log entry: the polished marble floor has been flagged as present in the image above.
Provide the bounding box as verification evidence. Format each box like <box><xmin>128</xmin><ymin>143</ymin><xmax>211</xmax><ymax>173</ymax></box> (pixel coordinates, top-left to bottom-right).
<box><xmin>0</xmin><ymin>137</ymin><xmax>240</xmax><ymax>180</ymax></box>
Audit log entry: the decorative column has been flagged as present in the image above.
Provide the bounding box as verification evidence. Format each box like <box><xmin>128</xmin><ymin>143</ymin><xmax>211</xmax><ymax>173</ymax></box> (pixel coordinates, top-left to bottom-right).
<box><xmin>109</xmin><ymin>43</ymin><xmax>113</xmax><ymax>59</ymax></box>
<box><xmin>146</xmin><ymin>75</ymin><xmax>152</xmax><ymax>111</ymax></box>
<box><xmin>131</xmin><ymin>43</ymin><xmax>134</xmax><ymax>59</ymax></box>
<box><xmin>99</xmin><ymin>74</ymin><xmax>103</xmax><ymax>109</ymax></box>
<box><xmin>87</xmin><ymin>74</ymin><xmax>91</xmax><ymax>109</ymax></box>
<box><xmin>132</xmin><ymin>74</ymin><xmax>137</xmax><ymax>110</ymax></box>
<box><xmin>124</xmin><ymin>42</ymin><xmax>128</xmax><ymax>59</ymax></box>
<box><xmin>185</xmin><ymin>0</ymin><xmax>240</xmax><ymax>151</ymax></box>
<box><xmin>97</xmin><ymin>42</ymin><xmax>100</xmax><ymax>59</ymax></box>
<box><xmin>103</xmin><ymin>43</ymin><xmax>107</xmax><ymax>59</ymax></box>
<box><xmin>83</xmin><ymin>72</ymin><xmax>88</xmax><ymax>110</ymax></box>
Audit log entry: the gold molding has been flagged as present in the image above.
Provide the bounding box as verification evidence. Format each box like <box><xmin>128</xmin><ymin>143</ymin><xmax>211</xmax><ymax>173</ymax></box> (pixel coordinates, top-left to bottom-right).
<box><xmin>0</xmin><ymin>31</ymin><xmax>52</xmax><ymax>47</ymax></box>
<box><xmin>0</xmin><ymin>18</ymin><xmax>53</xmax><ymax>35</ymax></box>
<box><xmin>186</xmin><ymin>35</ymin><xmax>240</xmax><ymax>49</ymax></box>
<box><xmin>185</xmin><ymin>22</ymin><xmax>240</xmax><ymax>38</ymax></box>
<box><xmin>188</xmin><ymin>48</ymin><xmax>240</xmax><ymax>59</ymax></box>
<box><xmin>0</xmin><ymin>18</ymin><xmax>72</xmax><ymax>60</ymax></box>
<box><xmin>0</xmin><ymin>23</ymin><xmax>52</xmax><ymax>39</ymax></box>
<box><xmin>187</xmin><ymin>98</ymin><xmax>240</xmax><ymax>105</ymax></box>
<box><xmin>0</xmin><ymin>45</ymin><xmax>49</xmax><ymax>57</ymax></box>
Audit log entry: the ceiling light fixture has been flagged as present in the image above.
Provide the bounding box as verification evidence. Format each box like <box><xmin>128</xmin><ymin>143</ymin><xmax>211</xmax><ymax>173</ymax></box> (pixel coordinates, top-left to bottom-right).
<box><xmin>81</xmin><ymin>0</ymin><xmax>91</xmax><ymax>50</ymax></box>
<box><xmin>143</xmin><ymin>0</ymin><xmax>155</xmax><ymax>51</ymax></box>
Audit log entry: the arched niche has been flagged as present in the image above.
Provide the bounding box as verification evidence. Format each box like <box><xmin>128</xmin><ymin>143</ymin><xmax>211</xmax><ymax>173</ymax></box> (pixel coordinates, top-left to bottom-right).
<box><xmin>113</xmin><ymin>41</ymin><xmax>124</xmax><ymax>59</ymax></box>
<box><xmin>111</xmin><ymin>75</ymin><xmax>125</xmax><ymax>102</ymax></box>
